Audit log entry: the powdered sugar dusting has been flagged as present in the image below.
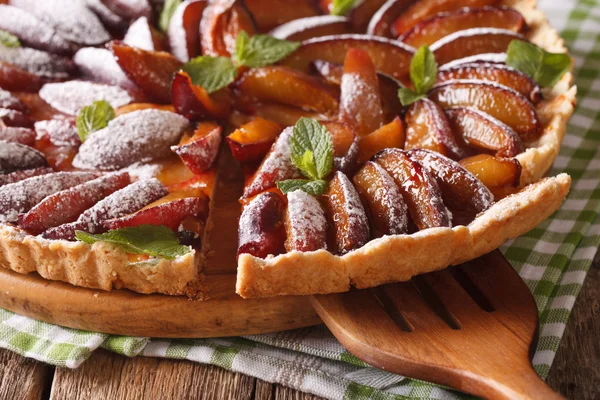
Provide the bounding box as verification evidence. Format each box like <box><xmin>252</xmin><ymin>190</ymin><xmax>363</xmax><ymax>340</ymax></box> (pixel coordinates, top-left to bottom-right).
<box><xmin>369</xmin><ymin>162</ymin><xmax>408</xmax><ymax>235</ymax></box>
<box><xmin>73</xmin><ymin>47</ymin><xmax>139</xmax><ymax>92</ymax></box>
<box><xmin>73</xmin><ymin>109</ymin><xmax>189</xmax><ymax>170</ymax></box>
<box><xmin>0</xmin><ymin>127</ymin><xmax>35</xmax><ymax>145</ymax></box>
<box><xmin>329</xmin><ymin>171</ymin><xmax>369</xmax><ymax>254</ymax></box>
<box><xmin>0</xmin><ymin>167</ymin><xmax>53</xmax><ymax>187</ymax></box>
<box><xmin>34</xmin><ymin>119</ymin><xmax>81</xmax><ymax>147</ymax></box>
<box><xmin>0</xmin><ymin>140</ymin><xmax>47</xmax><ymax>174</ymax></box>
<box><xmin>243</xmin><ymin>127</ymin><xmax>302</xmax><ymax>198</ymax></box>
<box><xmin>39</xmin><ymin>81</ymin><xmax>133</xmax><ymax>116</ymax></box>
<box><xmin>78</xmin><ymin>178</ymin><xmax>167</xmax><ymax>226</ymax></box>
<box><xmin>10</xmin><ymin>0</ymin><xmax>110</xmax><ymax>45</ymax></box>
<box><xmin>285</xmin><ymin>190</ymin><xmax>327</xmax><ymax>252</ymax></box>
<box><xmin>85</xmin><ymin>0</ymin><xmax>126</xmax><ymax>30</ymax></box>
<box><xmin>0</xmin><ymin>45</ymin><xmax>74</xmax><ymax>79</ymax></box>
<box><xmin>0</xmin><ymin>4</ymin><xmax>75</xmax><ymax>55</ymax></box>
<box><xmin>439</xmin><ymin>53</ymin><xmax>507</xmax><ymax>70</ymax></box>
<box><xmin>0</xmin><ymin>88</ymin><xmax>25</xmax><ymax>111</ymax></box>
<box><xmin>123</xmin><ymin>17</ymin><xmax>155</xmax><ymax>51</ymax></box>
<box><xmin>0</xmin><ymin>171</ymin><xmax>96</xmax><ymax>223</ymax></box>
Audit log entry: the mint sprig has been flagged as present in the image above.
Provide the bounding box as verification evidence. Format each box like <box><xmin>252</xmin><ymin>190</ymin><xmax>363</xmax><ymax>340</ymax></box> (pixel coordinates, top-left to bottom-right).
<box><xmin>181</xmin><ymin>56</ymin><xmax>238</xmax><ymax>93</ymax></box>
<box><xmin>181</xmin><ymin>32</ymin><xmax>299</xmax><ymax>94</ymax></box>
<box><xmin>234</xmin><ymin>31</ymin><xmax>300</xmax><ymax>68</ymax></box>
<box><xmin>331</xmin><ymin>0</ymin><xmax>356</xmax><ymax>16</ymax></box>
<box><xmin>506</xmin><ymin>40</ymin><xmax>571</xmax><ymax>88</ymax></box>
<box><xmin>75</xmin><ymin>225</ymin><xmax>190</xmax><ymax>260</ymax></box>
<box><xmin>277</xmin><ymin>118</ymin><xmax>333</xmax><ymax>196</ymax></box>
<box><xmin>398</xmin><ymin>45</ymin><xmax>438</xmax><ymax>106</ymax></box>
<box><xmin>159</xmin><ymin>0</ymin><xmax>182</xmax><ymax>32</ymax></box>
<box><xmin>0</xmin><ymin>30</ymin><xmax>21</xmax><ymax>48</ymax></box>
<box><xmin>76</xmin><ymin>100</ymin><xmax>115</xmax><ymax>142</ymax></box>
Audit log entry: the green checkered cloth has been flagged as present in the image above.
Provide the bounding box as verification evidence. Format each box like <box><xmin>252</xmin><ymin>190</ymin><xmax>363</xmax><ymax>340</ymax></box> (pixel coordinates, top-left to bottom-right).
<box><xmin>1</xmin><ymin>0</ymin><xmax>599</xmax><ymax>398</ymax></box>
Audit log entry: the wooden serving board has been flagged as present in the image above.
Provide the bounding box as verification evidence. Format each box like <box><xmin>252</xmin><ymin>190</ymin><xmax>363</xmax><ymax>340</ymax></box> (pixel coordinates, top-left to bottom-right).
<box><xmin>0</xmin><ymin>268</ymin><xmax>321</xmax><ymax>338</ymax></box>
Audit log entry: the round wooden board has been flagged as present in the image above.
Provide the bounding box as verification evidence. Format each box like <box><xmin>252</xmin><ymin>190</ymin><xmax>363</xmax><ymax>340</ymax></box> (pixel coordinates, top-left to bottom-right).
<box><xmin>0</xmin><ymin>268</ymin><xmax>322</xmax><ymax>338</ymax></box>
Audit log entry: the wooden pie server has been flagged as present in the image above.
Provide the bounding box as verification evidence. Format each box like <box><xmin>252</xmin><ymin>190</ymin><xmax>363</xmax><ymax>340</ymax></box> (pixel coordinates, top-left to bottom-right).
<box><xmin>310</xmin><ymin>250</ymin><xmax>564</xmax><ymax>399</ymax></box>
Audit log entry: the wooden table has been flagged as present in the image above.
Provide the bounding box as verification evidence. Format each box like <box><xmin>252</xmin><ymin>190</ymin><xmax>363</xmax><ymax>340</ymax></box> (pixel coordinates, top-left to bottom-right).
<box><xmin>1</xmin><ymin>252</ymin><xmax>598</xmax><ymax>400</ymax></box>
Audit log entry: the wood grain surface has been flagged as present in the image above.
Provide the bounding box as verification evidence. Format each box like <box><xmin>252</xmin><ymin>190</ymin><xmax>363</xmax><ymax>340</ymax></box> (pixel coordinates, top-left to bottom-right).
<box><xmin>0</xmin><ymin>252</ymin><xmax>597</xmax><ymax>399</ymax></box>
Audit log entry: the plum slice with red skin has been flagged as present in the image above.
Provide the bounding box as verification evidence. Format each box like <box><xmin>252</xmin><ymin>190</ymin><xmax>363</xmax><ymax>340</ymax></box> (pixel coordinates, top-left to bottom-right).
<box><xmin>34</xmin><ymin>119</ymin><xmax>81</xmax><ymax>147</ymax></box>
<box><xmin>10</xmin><ymin>0</ymin><xmax>110</xmax><ymax>45</ymax></box>
<box><xmin>0</xmin><ymin>108</ymin><xmax>33</xmax><ymax>128</ymax></box>
<box><xmin>0</xmin><ymin>127</ymin><xmax>35</xmax><ymax>145</ymax></box>
<box><xmin>367</xmin><ymin>0</ymin><xmax>415</xmax><ymax>38</ymax></box>
<box><xmin>171</xmin><ymin>71</ymin><xmax>231</xmax><ymax>120</ymax></box>
<box><xmin>200</xmin><ymin>0</ymin><xmax>257</xmax><ymax>57</ymax></box>
<box><xmin>242</xmin><ymin>127</ymin><xmax>302</xmax><ymax>199</ymax></box>
<box><xmin>103</xmin><ymin>196</ymin><xmax>209</xmax><ymax>232</ymax></box>
<box><xmin>235</xmin><ymin>66</ymin><xmax>339</xmax><ymax>115</ymax></box>
<box><xmin>39</xmin><ymin>81</ymin><xmax>135</xmax><ymax>116</ymax></box>
<box><xmin>353</xmin><ymin>161</ymin><xmax>408</xmax><ymax>236</ymax></box>
<box><xmin>429</xmin><ymin>79</ymin><xmax>541</xmax><ymax>141</ymax></box>
<box><xmin>226</xmin><ymin>118</ymin><xmax>283</xmax><ymax>163</ymax></box>
<box><xmin>109</xmin><ymin>41</ymin><xmax>183</xmax><ymax>104</ymax></box>
<box><xmin>339</xmin><ymin>48</ymin><xmax>384</xmax><ymax>137</ymax></box>
<box><xmin>391</xmin><ymin>0</ymin><xmax>500</xmax><ymax>36</ymax></box>
<box><xmin>245</xmin><ymin>0</ymin><xmax>320</xmax><ymax>32</ymax></box>
<box><xmin>0</xmin><ymin>5</ymin><xmax>77</xmax><ymax>55</ymax></box>
<box><xmin>374</xmin><ymin>148</ymin><xmax>451</xmax><ymax>230</ymax></box>
<box><xmin>0</xmin><ymin>171</ymin><xmax>97</xmax><ymax>223</ymax></box>
<box><xmin>0</xmin><ymin>88</ymin><xmax>27</xmax><ymax>112</ymax></box>
<box><xmin>0</xmin><ymin>167</ymin><xmax>53</xmax><ymax>187</ymax></box>
<box><xmin>437</xmin><ymin>62</ymin><xmax>542</xmax><ymax>103</ymax></box>
<box><xmin>168</xmin><ymin>0</ymin><xmax>207</xmax><ymax>62</ymax></box>
<box><xmin>0</xmin><ymin>61</ymin><xmax>43</xmax><ymax>92</ymax></box>
<box><xmin>0</xmin><ymin>46</ymin><xmax>75</xmax><ymax>79</ymax></box>
<box><xmin>42</xmin><ymin>178</ymin><xmax>168</xmax><ymax>240</ymax></box>
<box><xmin>284</xmin><ymin>189</ymin><xmax>328</xmax><ymax>252</ymax></box>
<box><xmin>0</xmin><ymin>140</ymin><xmax>47</xmax><ymax>174</ymax></box>
<box><xmin>445</xmin><ymin>107</ymin><xmax>523</xmax><ymax>157</ymax></box>
<box><xmin>238</xmin><ymin>191</ymin><xmax>285</xmax><ymax>258</ymax></box>
<box><xmin>404</xmin><ymin>99</ymin><xmax>467</xmax><ymax>160</ymax></box>
<box><xmin>399</xmin><ymin>6</ymin><xmax>526</xmax><ymax>48</ymax></box>
<box><xmin>430</xmin><ymin>28</ymin><xmax>525</xmax><ymax>65</ymax></box>
<box><xmin>407</xmin><ymin>149</ymin><xmax>494</xmax><ymax>215</ymax></box>
<box><xmin>280</xmin><ymin>34</ymin><xmax>415</xmax><ymax>85</ymax></box>
<box><xmin>73</xmin><ymin>48</ymin><xmax>142</xmax><ymax>94</ymax></box>
<box><xmin>171</xmin><ymin>124</ymin><xmax>223</xmax><ymax>174</ymax></box>
<box><xmin>18</xmin><ymin>172</ymin><xmax>131</xmax><ymax>235</ymax></box>
<box><xmin>73</xmin><ymin>109</ymin><xmax>189</xmax><ymax>171</ymax></box>
<box><xmin>324</xmin><ymin>171</ymin><xmax>370</xmax><ymax>255</ymax></box>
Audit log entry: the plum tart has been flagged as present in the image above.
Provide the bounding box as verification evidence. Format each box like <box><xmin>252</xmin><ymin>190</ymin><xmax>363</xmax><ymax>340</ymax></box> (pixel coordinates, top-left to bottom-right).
<box><xmin>0</xmin><ymin>0</ymin><xmax>574</xmax><ymax>299</ymax></box>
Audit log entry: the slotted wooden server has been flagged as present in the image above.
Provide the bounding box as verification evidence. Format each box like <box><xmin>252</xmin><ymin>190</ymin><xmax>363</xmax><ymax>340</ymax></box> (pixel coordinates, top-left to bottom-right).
<box><xmin>311</xmin><ymin>250</ymin><xmax>564</xmax><ymax>400</ymax></box>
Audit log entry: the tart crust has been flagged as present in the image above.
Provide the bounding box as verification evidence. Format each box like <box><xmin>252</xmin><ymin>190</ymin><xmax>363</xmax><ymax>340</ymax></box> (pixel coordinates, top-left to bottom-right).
<box><xmin>0</xmin><ymin>0</ymin><xmax>576</xmax><ymax>297</ymax></box>
<box><xmin>237</xmin><ymin>174</ymin><xmax>571</xmax><ymax>298</ymax></box>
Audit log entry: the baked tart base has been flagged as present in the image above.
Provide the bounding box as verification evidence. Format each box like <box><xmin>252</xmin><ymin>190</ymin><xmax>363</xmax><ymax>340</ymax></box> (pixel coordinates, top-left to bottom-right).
<box><xmin>0</xmin><ymin>0</ymin><xmax>576</xmax><ymax>299</ymax></box>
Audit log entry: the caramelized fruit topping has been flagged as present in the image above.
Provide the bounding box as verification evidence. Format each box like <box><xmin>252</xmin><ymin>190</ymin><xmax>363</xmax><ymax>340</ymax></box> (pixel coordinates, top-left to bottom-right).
<box><xmin>353</xmin><ymin>161</ymin><xmax>408</xmax><ymax>236</ymax></box>
<box><xmin>284</xmin><ymin>189</ymin><xmax>328</xmax><ymax>252</ymax></box>
<box><xmin>238</xmin><ymin>191</ymin><xmax>285</xmax><ymax>258</ymax></box>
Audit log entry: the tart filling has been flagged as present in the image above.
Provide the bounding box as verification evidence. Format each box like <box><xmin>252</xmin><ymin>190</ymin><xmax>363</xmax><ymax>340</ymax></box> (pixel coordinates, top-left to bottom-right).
<box><xmin>0</xmin><ymin>0</ymin><xmax>575</xmax><ymax>298</ymax></box>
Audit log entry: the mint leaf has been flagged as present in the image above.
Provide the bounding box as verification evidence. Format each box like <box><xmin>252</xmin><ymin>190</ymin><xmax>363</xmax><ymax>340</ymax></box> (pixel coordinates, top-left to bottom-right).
<box><xmin>75</xmin><ymin>225</ymin><xmax>190</xmax><ymax>260</ymax></box>
<box><xmin>506</xmin><ymin>40</ymin><xmax>571</xmax><ymax>88</ymax></box>
<box><xmin>290</xmin><ymin>117</ymin><xmax>333</xmax><ymax>180</ymax></box>
<box><xmin>277</xmin><ymin>179</ymin><xmax>327</xmax><ymax>195</ymax></box>
<box><xmin>398</xmin><ymin>45</ymin><xmax>438</xmax><ymax>106</ymax></box>
<box><xmin>0</xmin><ymin>30</ymin><xmax>21</xmax><ymax>48</ymax></box>
<box><xmin>331</xmin><ymin>0</ymin><xmax>355</xmax><ymax>16</ymax></box>
<box><xmin>76</xmin><ymin>100</ymin><xmax>115</xmax><ymax>142</ymax></box>
<box><xmin>234</xmin><ymin>32</ymin><xmax>300</xmax><ymax>68</ymax></box>
<box><xmin>411</xmin><ymin>45</ymin><xmax>437</xmax><ymax>94</ymax></box>
<box><xmin>398</xmin><ymin>88</ymin><xmax>426</xmax><ymax>107</ymax></box>
<box><xmin>159</xmin><ymin>0</ymin><xmax>182</xmax><ymax>32</ymax></box>
<box><xmin>182</xmin><ymin>56</ymin><xmax>238</xmax><ymax>93</ymax></box>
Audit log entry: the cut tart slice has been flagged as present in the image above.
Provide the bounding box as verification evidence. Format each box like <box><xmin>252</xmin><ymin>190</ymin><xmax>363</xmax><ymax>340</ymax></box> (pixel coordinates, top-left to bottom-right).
<box><xmin>0</xmin><ymin>0</ymin><xmax>576</xmax><ymax>300</ymax></box>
